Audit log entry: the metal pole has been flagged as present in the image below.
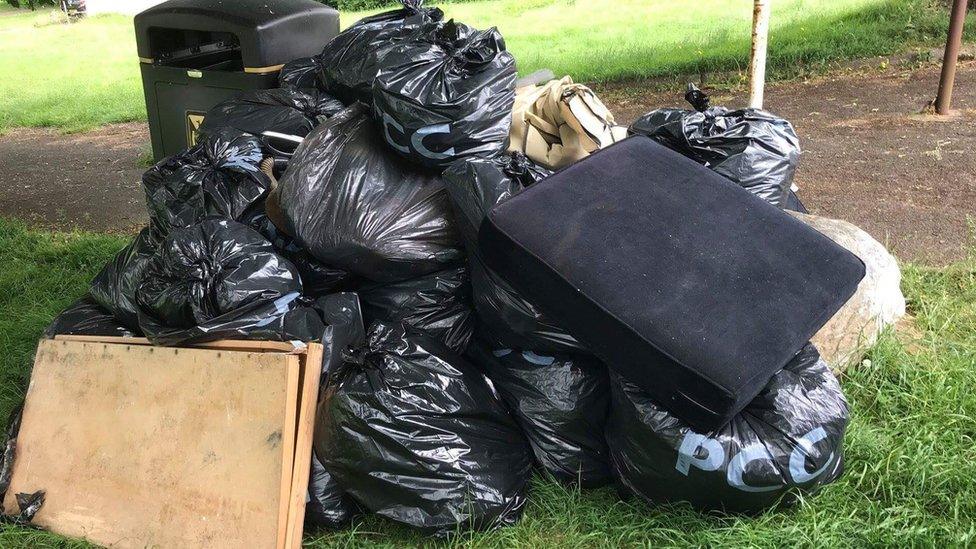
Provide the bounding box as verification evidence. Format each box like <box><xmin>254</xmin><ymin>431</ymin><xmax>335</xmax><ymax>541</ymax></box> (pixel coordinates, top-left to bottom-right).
<box><xmin>935</xmin><ymin>0</ymin><xmax>969</xmax><ymax>114</ymax></box>
<box><xmin>749</xmin><ymin>0</ymin><xmax>771</xmax><ymax>109</ymax></box>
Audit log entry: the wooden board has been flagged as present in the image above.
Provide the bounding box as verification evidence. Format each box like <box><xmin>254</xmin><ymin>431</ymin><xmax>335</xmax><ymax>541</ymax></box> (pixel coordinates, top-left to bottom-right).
<box><xmin>284</xmin><ymin>343</ymin><xmax>323</xmax><ymax>549</ymax></box>
<box><xmin>53</xmin><ymin>334</ymin><xmax>306</xmax><ymax>354</ymax></box>
<box><xmin>2</xmin><ymin>338</ymin><xmax>317</xmax><ymax>549</ymax></box>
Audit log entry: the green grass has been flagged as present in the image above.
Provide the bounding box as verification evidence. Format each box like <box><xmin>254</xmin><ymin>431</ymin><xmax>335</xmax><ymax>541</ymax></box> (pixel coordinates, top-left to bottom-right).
<box><xmin>1</xmin><ymin>0</ymin><xmax>975</xmax><ymax>133</ymax></box>
<box><xmin>0</xmin><ymin>217</ymin><xmax>974</xmax><ymax>546</ymax></box>
<box><xmin>0</xmin><ymin>11</ymin><xmax>146</xmax><ymax>133</ymax></box>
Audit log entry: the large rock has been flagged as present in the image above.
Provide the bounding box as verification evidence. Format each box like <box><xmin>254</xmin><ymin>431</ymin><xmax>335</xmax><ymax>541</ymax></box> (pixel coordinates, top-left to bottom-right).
<box><xmin>791</xmin><ymin>212</ymin><xmax>906</xmax><ymax>370</ymax></box>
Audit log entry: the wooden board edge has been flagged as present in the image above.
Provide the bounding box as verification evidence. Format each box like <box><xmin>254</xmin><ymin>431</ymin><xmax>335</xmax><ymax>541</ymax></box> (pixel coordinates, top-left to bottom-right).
<box><xmin>284</xmin><ymin>343</ymin><xmax>324</xmax><ymax>549</ymax></box>
<box><xmin>52</xmin><ymin>335</ymin><xmax>308</xmax><ymax>354</ymax></box>
<box><xmin>276</xmin><ymin>355</ymin><xmax>302</xmax><ymax>549</ymax></box>
<box><xmin>1</xmin><ymin>339</ymin><xmax>55</xmax><ymax>512</ymax></box>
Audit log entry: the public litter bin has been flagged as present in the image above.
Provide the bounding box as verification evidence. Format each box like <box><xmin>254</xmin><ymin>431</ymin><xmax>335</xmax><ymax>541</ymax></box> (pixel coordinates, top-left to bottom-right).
<box><xmin>135</xmin><ymin>0</ymin><xmax>339</xmax><ymax>161</ymax></box>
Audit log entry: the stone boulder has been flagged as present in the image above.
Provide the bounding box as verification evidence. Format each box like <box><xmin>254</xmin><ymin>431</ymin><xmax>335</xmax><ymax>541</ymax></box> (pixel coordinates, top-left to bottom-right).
<box><xmin>790</xmin><ymin>212</ymin><xmax>906</xmax><ymax>370</ymax></box>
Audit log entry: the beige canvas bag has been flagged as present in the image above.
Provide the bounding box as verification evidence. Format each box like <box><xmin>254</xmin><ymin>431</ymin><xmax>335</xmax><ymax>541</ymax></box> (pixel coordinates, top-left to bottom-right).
<box><xmin>509</xmin><ymin>76</ymin><xmax>628</xmax><ymax>169</ymax></box>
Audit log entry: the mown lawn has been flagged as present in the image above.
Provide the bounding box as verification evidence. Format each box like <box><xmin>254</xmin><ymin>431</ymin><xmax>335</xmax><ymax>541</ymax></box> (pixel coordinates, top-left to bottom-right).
<box><xmin>0</xmin><ymin>218</ymin><xmax>973</xmax><ymax>547</ymax></box>
<box><xmin>1</xmin><ymin>0</ymin><xmax>975</xmax><ymax>133</ymax></box>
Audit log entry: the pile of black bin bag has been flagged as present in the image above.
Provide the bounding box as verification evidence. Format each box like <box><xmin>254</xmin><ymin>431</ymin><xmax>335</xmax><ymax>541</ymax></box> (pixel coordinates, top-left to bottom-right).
<box><xmin>44</xmin><ymin>0</ymin><xmax>850</xmax><ymax>537</ymax></box>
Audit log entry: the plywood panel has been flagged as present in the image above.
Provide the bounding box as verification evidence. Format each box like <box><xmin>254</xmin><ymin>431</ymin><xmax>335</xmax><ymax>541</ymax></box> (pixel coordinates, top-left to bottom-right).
<box><xmin>285</xmin><ymin>343</ymin><xmax>323</xmax><ymax>549</ymax></box>
<box><xmin>3</xmin><ymin>339</ymin><xmax>301</xmax><ymax>549</ymax></box>
<box><xmin>53</xmin><ymin>335</ymin><xmax>305</xmax><ymax>354</ymax></box>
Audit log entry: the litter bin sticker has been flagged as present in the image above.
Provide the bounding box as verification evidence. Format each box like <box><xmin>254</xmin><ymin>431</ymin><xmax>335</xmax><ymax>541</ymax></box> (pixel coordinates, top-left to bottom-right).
<box><xmin>186</xmin><ymin>112</ymin><xmax>206</xmax><ymax>146</ymax></box>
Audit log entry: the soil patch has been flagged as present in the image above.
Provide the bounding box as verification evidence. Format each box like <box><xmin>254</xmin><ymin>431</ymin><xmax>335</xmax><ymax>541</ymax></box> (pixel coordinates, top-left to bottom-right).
<box><xmin>0</xmin><ymin>61</ymin><xmax>973</xmax><ymax>264</ymax></box>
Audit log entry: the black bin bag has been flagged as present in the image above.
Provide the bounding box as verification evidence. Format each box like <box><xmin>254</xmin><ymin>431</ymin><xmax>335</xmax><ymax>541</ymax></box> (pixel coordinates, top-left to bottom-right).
<box><xmin>315</xmin><ymin>306</ymin><xmax>532</xmax><ymax>537</ymax></box>
<box><xmin>135</xmin><ymin>218</ymin><xmax>307</xmax><ymax>346</ymax></box>
<box><xmin>372</xmin><ymin>21</ymin><xmax>517</xmax><ymax>169</ymax></box>
<box><xmin>319</xmin><ymin>0</ymin><xmax>444</xmax><ymax>104</ymax></box>
<box><xmin>306</xmin><ymin>449</ymin><xmax>359</xmax><ymax>530</ymax></box>
<box><xmin>359</xmin><ymin>266</ymin><xmax>474</xmax><ymax>353</ymax></box>
<box><xmin>143</xmin><ymin>128</ymin><xmax>271</xmax><ymax>238</ymax></box>
<box><xmin>607</xmin><ymin>343</ymin><xmax>849</xmax><ymax>513</ymax></box>
<box><xmin>200</xmin><ymin>88</ymin><xmax>344</xmax><ymax>142</ymax></box>
<box><xmin>304</xmin><ymin>293</ymin><xmax>364</xmax><ymax>531</ymax></box>
<box><xmin>443</xmin><ymin>153</ymin><xmax>585</xmax><ymax>354</ymax></box>
<box><xmin>479</xmin><ymin>137</ymin><xmax>865</xmax><ymax>432</ymax></box>
<box><xmin>467</xmin><ymin>330</ymin><xmax>612</xmax><ymax>487</ymax></box>
<box><xmin>44</xmin><ymin>296</ymin><xmax>136</xmax><ymax>338</ymax></box>
<box><xmin>629</xmin><ymin>84</ymin><xmax>801</xmax><ymax>208</ymax></box>
<box><xmin>280</xmin><ymin>56</ymin><xmax>327</xmax><ymax>90</ymax></box>
<box><xmin>243</xmin><ymin>207</ymin><xmax>357</xmax><ymax>298</ymax></box>
<box><xmin>277</xmin><ymin>104</ymin><xmax>463</xmax><ymax>283</ymax></box>
<box><xmin>89</xmin><ymin>227</ymin><xmax>158</xmax><ymax>331</ymax></box>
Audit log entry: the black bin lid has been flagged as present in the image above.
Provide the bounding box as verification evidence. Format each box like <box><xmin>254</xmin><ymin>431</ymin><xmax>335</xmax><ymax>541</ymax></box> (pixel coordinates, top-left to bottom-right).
<box><xmin>135</xmin><ymin>0</ymin><xmax>339</xmax><ymax>70</ymax></box>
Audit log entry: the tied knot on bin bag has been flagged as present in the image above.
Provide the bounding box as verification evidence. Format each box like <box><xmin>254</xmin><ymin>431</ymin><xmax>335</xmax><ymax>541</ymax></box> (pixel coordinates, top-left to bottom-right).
<box><xmin>319</xmin><ymin>0</ymin><xmax>445</xmax><ymax>104</ymax></box>
<box><xmin>436</xmin><ymin>21</ymin><xmax>505</xmax><ymax>76</ymax></box>
<box><xmin>684</xmin><ymin>82</ymin><xmax>711</xmax><ymax>113</ymax></box>
<box><xmin>628</xmin><ymin>83</ymin><xmax>801</xmax><ymax>208</ymax></box>
<box><xmin>135</xmin><ymin>218</ymin><xmax>305</xmax><ymax>345</ymax></box>
<box><xmin>371</xmin><ymin>19</ymin><xmax>516</xmax><ymax>169</ymax></box>
<box><xmin>143</xmin><ymin>128</ymin><xmax>272</xmax><ymax>239</ymax></box>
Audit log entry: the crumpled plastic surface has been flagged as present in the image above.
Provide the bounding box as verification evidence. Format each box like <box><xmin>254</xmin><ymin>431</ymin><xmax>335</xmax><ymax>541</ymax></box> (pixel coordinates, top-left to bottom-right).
<box><xmin>8</xmin><ymin>491</ymin><xmax>44</xmax><ymax>524</ymax></box>
<box><xmin>372</xmin><ymin>21</ymin><xmax>516</xmax><ymax>169</ymax></box>
<box><xmin>0</xmin><ymin>403</ymin><xmax>42</xmax><ymax>526</ymax></box>
<box><xmin>43</xmin><ymin>296</ymin><xmax>137</xmax><ymax>338</ymax></box>
<box><xmin>315</xmin><ymin>306</ymin><xmax>532</xmax><ymax>537</ymax></box>
<box><xmin>629</xmin><ymin>84</ymin><xmax>801</xmax><ymax>208</ymax></box>
<box><xmin>280</xmin><ymin>56</ymin><xmax>327</xmax><ymax>90</ymax></box>
<box><xmin>304</xmin><ymin>293</ymin><xmax>363</xmax><ymax>531</ymax></box>
<box><xmin>508</xmin><ymin>76</ymin><xmax>627</xmax><ymax>170</ymax></box>
<box><xmin>467</xmin><ymin>330</ymin><xmax>611</xmax><ymax>487</ymax></box>
<box><xmin>277</xmin><ymin>104</ymin><xmax>463</xmax><ymax>283</ymax></box>
<box><xmin>243</xmin><ymin>207</ymin><xmax>357</xmax><ymax>298</ymax></box>
<box><xmin>444</xmin><ymin>153</ymin><xmax>585</xmax><ymax>353</ymax></box>
<box><xmin>0</xmin><ymin>405</ymin><xmax>22</xmax><ymax>514</ymax></box>
<box><xmin>319</xmin><ymin>0</ymin><xmax>444</xmax><ymax>104</ymax></box>
<box><xmin>143</xmin><ymin>128</ymin><xmax>271</xmax><ymax>237</ymax></box>
<box><xmin>89</xmin><ymin>227</ymin><xmax>158</xmax><ymax>331</ymax></box>
<box><xmin>607</xmin><ymin>343</ymin><xmax>849</xmax><ymax>513</ymax></box>
<box><xmin>306</xmin><ymin>449</ymin><xmax>360</xmax><ymax>530</ymax></box>
<box><xmin>359</xmin><ymin>266</ymin><xmax>474</xmax><ymax>353</ymax></box>
<box><xmin>135</xmin><ymin>218</ymin><xmax>305</xmax><ymax>346</ymax></box>
<box><xmin>200</xmin><ymin>88</ymin><xmax>345</xmax><ymax>141</ymax></box>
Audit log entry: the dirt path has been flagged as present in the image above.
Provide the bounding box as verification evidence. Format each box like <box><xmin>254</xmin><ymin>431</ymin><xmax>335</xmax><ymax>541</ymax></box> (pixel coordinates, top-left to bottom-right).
<box><xmin>0</xmin><ymin>123</ymin><xmax>148</xmax><ymax>234</ymax></box>
<box><xmin>601</xmin><ymin>60</ymin><xmax>976</xmax><ymax>266</ymax></box>
<box><xmin>0</xmin><ymin>60</ymin><xmax>973</xmax><ymax>264</ymax></box>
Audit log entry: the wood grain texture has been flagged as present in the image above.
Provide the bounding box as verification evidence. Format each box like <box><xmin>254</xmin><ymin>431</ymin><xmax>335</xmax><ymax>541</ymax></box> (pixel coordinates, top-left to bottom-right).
<box><xmin>285</xmin><ymin>343</ymin><xmax>323</xmax><ymax>549</ymax></box>
<box><xmin>4</xmin><ymin>339</ymin><xmax>302</xmax><ymax>549</ymax></box>
<box><xmin>52</xmin><ymin>335</ymin><xmax>306</xmax><ymax>354</ymax></box>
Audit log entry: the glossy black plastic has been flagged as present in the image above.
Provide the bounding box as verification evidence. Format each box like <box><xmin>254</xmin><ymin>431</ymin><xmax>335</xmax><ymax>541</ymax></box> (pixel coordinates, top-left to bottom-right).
<box><xmin>200</xmin><ymin>87</ymin><xmax>344</xmax><ymax>140</ymax></box>
<box><xmin>319</xmin><ymin>0</ymin><xmax>444</xmax><ymax>104</ymax></box>
<box><xmin>43</xmin><ymin>297</ymin><xmax>137</xmax><ymax>338</ymax></box>
<box><xmin>280</xmin><ymin>56</ymin><xmax>327</xmax><ymax>90</ymax></box>
<box><xmin>135</xmin><ymin>218</ymin><xmax>304</xmax><ymax>345</ymax></box>
<box><xmin>607</xmin><ymin>343</ymin><xmax>849</xmax><ymax>513</ymax></box>
<box><xmin>243</xmin><ymin>207</ymin><xmax>357</xmax><ymax>298</ymax></box>
<box><xmin>467</xmin><ymin>330</ymin><xmax>611</xmax><ymax>487</ymax></box>
<box><xmin>89</xmin><ymin>227</ymin><xmax>159</xmax><ymax>331</ymax></box>
<box><xmin>315</xmin><ymin>307</ymin><xmax>532</xmax><ymax>537</ymax></box>
<box><xmin>359</xmin><ymin>266</ymin><xmax>474</xmax><ymax>353</ymax></box>
<box><xmin>276</xmin><ymin>104</ymin><xmax>463</xmax><ymax>283</ymax></box>
<box><xmin>372</xmin><ymin>21</ymin><xmax>516</xmax><ymax>169</ymax></box>
<box><xmin>629</xmin><ymin>84</ymin><xmax>801</xmax><ymax>208</ymax></box>
<box><xmin>142</xmin><ymin>128</ymin><xmax>271</xmax><ymax>237</ymax></box>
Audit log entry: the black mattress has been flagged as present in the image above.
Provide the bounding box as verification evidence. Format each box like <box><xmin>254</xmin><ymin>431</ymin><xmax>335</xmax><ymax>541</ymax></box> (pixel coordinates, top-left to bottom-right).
<box><xmin>479</xmin><ymin>136</ymin><xmax>864</xmax><ymax>432</ymax></box>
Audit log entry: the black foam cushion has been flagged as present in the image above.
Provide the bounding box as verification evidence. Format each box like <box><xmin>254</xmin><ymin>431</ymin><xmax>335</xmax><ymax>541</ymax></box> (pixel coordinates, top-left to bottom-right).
<box><xmin>479</xmin><ymin>136</ymin><xmax>864</xmax><ymax>432</ymax></box>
